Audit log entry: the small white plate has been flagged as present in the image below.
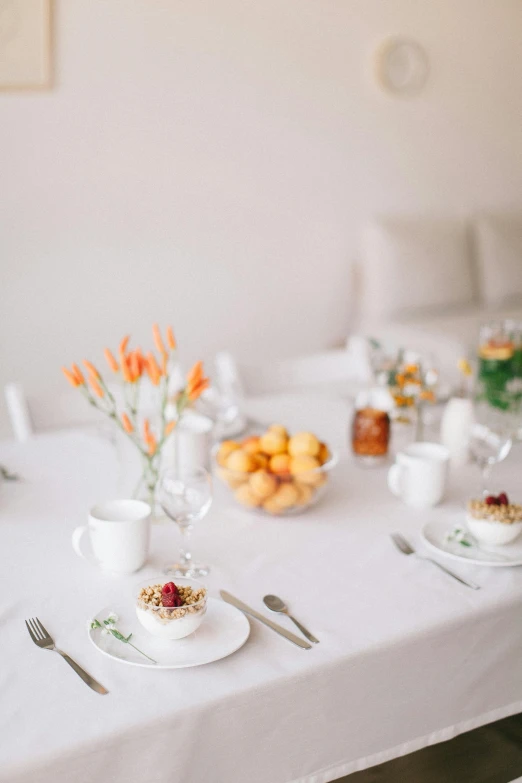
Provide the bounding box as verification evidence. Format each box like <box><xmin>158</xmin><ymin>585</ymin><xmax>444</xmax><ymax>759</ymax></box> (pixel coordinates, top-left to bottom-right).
<box><xmin>88</xmin><ymin>598</ymin><xmax>250</xmax><ymax>669</ymax></box>
<box><xmin>421</xmin><ymin>519</ymin><xmax>522</xmax><ymax>568</ymax></box>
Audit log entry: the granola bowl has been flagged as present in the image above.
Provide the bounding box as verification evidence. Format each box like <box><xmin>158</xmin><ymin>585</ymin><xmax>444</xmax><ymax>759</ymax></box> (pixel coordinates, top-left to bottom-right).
<box><xmin>466</xmin><ymin>499</ymin><xmax>522</xmax><ymax>546</ymax></box>
<box><xmin>135</xmin><ymin>577</ymin><xmax>208</xmax><ymax>640</ymax></box>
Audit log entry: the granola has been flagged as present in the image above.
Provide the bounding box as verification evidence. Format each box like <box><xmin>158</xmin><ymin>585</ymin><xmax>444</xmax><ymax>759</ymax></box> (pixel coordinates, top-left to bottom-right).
<box><xmin>467</xmin><ymin>499</ymin><xmax>522</xmax><ymax>525</ymax></box>
<box><xmin>137</xmin><ymin>583</ymin><xmax>207</xmax><ymax>621</ymax></box>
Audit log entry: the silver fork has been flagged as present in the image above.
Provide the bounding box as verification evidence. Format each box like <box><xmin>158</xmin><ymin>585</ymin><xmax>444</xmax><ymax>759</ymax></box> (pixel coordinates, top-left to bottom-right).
<box><xmin>25</xmin><ymin>617</ymin><xmax>109</xmax><ymax>695</ymax></box>
<box><xmin>391</xmin><ymin>533</ymin><xmax>481</xmax><ymax>591</ymax></box>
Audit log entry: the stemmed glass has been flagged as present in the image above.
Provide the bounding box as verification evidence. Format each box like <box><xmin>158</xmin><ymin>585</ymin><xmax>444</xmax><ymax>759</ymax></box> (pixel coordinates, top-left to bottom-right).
<box><xmin>469</xmin><ymin>398</ymin><xmax>517</xmax><ymax>495</ymax></box>
<box><xmin>158</xmin><ymin>467</ymin><xmax>213</xmax><ymax>577</ymax></box>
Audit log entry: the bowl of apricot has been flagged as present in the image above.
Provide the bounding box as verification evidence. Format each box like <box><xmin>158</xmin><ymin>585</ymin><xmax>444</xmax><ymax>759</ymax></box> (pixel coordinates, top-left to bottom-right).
<box><xmin>214</xmin><ymin>425</ymin><xmax>337</xmax><ymax>516</ymax></box>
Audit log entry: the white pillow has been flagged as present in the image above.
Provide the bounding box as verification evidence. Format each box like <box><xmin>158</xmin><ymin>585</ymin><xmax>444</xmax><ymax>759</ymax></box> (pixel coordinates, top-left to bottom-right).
<box><xmin>361</xmin><ymin>218</ymin><xmax>476</xmax><ymax>323</ymax></box>
<box><xmin>474</xmin><ymin>215</ymin><xmax>522</xmax><ymax>308</ymax></box>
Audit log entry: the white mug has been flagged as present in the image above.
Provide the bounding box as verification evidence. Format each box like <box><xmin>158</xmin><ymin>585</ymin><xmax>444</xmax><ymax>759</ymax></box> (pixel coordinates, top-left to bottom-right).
<box><xmin>72</xmin><ymin>499</ymin><xmax>151</xmax><ymax>574</ymax></box>
<box><xmin>388</xmin><ymin>443</ymin><xmax>449</xmax><ymax>509</ymax></box>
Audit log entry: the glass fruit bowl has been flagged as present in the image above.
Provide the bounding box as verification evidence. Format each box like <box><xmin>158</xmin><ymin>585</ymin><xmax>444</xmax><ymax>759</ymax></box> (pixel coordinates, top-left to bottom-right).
<box><xmin>135</xmin><ymin>577</ymin><xmax>208</xmax><ymax>639</ymax></box>
<box><xmin>214</xmin><ymin>431</ymin><xmax>338</xmax><ymax>516</ymax></box>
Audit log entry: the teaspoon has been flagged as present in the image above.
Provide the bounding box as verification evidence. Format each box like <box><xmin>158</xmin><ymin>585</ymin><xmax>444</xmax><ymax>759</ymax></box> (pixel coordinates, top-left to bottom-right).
<box><xmin>263</xmin><ymin>594</ymin><xmax>319</xmax><ymax>644</ymax></box>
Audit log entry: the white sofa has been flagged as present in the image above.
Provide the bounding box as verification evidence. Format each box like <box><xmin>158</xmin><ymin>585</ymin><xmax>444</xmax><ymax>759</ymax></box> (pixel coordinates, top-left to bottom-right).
<box><xmin>355</xmin><ymin>214</ymin><xmax>522</xmax><ymax>381</ymax></box>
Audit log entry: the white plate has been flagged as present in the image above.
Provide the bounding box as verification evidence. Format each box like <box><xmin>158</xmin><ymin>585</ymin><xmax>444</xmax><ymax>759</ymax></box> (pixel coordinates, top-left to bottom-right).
<box><xmin>88</xmin><ymin>598</ymin><xmax>250</xmax><ymax>669</ymax></box>
<box><xmin>421</xmin><ymin>519</ymin><xmax>522</xmax><ymax>568</ymax></box>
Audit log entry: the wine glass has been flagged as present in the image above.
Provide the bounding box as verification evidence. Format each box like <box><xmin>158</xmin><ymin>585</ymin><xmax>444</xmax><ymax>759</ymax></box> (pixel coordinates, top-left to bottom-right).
<box><xmin>469</xmin><ymin>399</ymin><xmax>517</xmax><ymax>495</ymax></box>
<box><xmin>158</xmin><ymin>467</ymin><xmax>213</xmax><ymax>577</ymax></box>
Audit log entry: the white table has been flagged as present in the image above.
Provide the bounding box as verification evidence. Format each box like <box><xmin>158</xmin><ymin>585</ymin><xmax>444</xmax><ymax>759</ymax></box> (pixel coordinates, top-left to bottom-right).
<box><xmin>1</xmin><ymin>394</ymin><xmax>522</xmax><ymax>783</ymax></box>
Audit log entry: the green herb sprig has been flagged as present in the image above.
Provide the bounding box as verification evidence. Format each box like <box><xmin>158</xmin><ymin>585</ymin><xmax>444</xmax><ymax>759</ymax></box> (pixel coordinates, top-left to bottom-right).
<box><xmin>90</xmin><ymin>614</ymin><xmax>156</xmax><ymax>664</ymax></box>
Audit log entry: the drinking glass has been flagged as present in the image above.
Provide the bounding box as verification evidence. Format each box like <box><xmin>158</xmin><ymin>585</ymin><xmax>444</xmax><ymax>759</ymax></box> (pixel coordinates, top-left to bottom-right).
<box><xmin>159</xmin><ymin>467</ymin><xmax>213</xmax><ymax>577</ymax></box>
<box><xmin>469</xmin><ymin>399</ymin><xmax>517</xmax><ymax>495</ymax></box>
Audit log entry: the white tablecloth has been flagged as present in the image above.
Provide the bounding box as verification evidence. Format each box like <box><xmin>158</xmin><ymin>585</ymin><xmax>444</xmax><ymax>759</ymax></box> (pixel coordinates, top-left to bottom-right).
<box><xmin>1</xmin><ymin>394</ymin><xmax>522</xmax><ymax>783</ymax></box>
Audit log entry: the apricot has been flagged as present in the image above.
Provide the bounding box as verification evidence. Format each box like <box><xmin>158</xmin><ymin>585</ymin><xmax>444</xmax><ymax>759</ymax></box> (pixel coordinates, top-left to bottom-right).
<box><xmin>249</xmin><ymin>470</ymin><xmax>278</xmax><ymax>500</ymax></box>
<box><xmin>262</xmin><ymin>482</ymin><xmax>299</xmax><ymax>513</ymax></box>
<box><xmin>269</xmin><ymin>453</ymin><xmax>291</xmax><ymax>478</ymax></box>
<box><xmin>225</xmin><ymin>449</ymin><xmax>257</xmax><ymax>473</ymax></box>
<box><xmin>289</xmin><ymin>455</ymin><xmax>323</xmax><ymax>486</ymax></box>
<box><xmin>318</xmin><ymin>442</ymin><xmax>330</xmax><ymax>465</ymax></box>
<box><xmin>288</xmin><ymin>432</ymin><xmax>320</xmax><ymax>458</ymax></box>
<box><xmin>268</xmin><ymin>424</ymin><xmax>288</xmax><ymax>439</ymax></box>
<box><xmin>293</xmin><ymin>482</ymin><xmax>314</xmax><ymax>506</ymax></box>
<box><xmin>217</xmin><ymin>440</ymin><xmax>240</xmax><ymax>467</ymax></box>
<box><xmin>242</xmin><ymin>436</ymin><xmax>261</xmax><ymax>455</ymax></box>
<box><xmin>235</xmin><ymin>483</ymin><xmax>261</xmax><ymax>508</ymax></box>
<box><xmin>259</xmin><ymin>431</ymin><xmax>288</xmax><ymax>456</ymax></box>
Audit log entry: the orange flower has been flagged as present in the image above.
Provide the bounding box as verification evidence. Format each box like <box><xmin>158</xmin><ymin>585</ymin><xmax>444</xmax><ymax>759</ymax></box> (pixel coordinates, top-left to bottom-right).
<box><xmin>164</xmin><ymin>420</ymin><xmax>176</xmax><ymax>437</ymax></box>
<box><xmin>187</xmin><ymin>377</ymin><xmax>210</xmax><ymax>402</ymax></box>
<box><xmin>145</xmin><ymin>352</ymin><xmax>161</xmax><ymax>386</ymax></box>
<box><xmin>62</xmin><ymin>367</ymin><xmax>80</xmax><ymax>388</ymax></box>
<box><xmin>152</xmin><ymin>324</ymin><xmax>167</xmax><ymax>357</ymax></box>
<box><xmin>419</xmin><ymin>389</ymin><xmax>436</xmax><ymax>402</ymax></box>
<box><xmin>104</xmin><ymin>348</ymin><xmax>119</xmax><ymax>373</ymax></box>
<box><xmin>143</xmin><ymin>418</ymin><xmax>152</xmax><ymax>441</ymax></box>
<box><xmin>121</xmin><ymin>355</ymin><xmax>133</xmax><ymax>384</ymax></box>
<box><xmin>88</xmin><ymin>375</ymin><xmax>104</xmax><ymax>398</ymax></box>
<box><xmin>395</xmin><ymin>373</ymin><xmax>405</xmax><ymax>387</ymax></box>
<box><xmin>166</xmin><ymin>325</ymin><xmax>176</xmax><ymax>351</ymax></box>
<box><xmin>83</xmin><ymin>360</ymin><xmax>100</xmax><ymax>380</ymax></box>
<box><xmin>71</xmin><ymin>363</ymin><xmax>85</xmax><ymax>385</ymax></box>
<box><xmin>404</xmin><ymin>364</ymin><xmax>419</xmax><ymax>375</ymax></box>
<box><xmin>129</xmin><ymin>351</ymin><xmax>142</xmax><ymax>382</ymax></box>
<box><xmin>147</xmin><ymin>435</ymin><xmax>157</xmax><ymax>456</ymax></box>
<box><xmin>121</xmin><ymin>412</ymin><xmax>133</xmax><ymax>433</ymax></box>
<box><xmin>119</xmin><ymin>335</ymin><xmax>130</xmax><ymax>356</ymax></box>
<box><xmin>186</xmin><ymin>360</ymin><xmax>203</xmax><ymax>387</ymax></box>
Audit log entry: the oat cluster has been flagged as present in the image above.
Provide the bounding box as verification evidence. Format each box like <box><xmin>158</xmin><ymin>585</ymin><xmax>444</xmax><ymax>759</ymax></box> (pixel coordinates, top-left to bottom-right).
<box><xmin>468</xmin><ymin>499</ymin><xmax>522</xmax><ymax>525</ymax></box>
<box><xmin>137</xmin><ymin>583</ymin><xmax>207</xmax><ymax>621</ymax></box>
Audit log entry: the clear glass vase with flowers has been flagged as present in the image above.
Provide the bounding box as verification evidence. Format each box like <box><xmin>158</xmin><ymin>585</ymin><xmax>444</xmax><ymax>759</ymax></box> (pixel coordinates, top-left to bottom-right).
<box><xmin>62</xmin><ymin>324</ymin><xmax>209</xmax><ymax>514</ymax></box>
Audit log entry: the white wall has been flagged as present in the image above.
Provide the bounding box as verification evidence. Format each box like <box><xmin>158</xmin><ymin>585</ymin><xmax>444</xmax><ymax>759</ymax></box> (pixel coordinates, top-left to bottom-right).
<box><xmin>1</xmin><ymin>0</ymin><xmax>522</xmax><ymax>435</ymax></box>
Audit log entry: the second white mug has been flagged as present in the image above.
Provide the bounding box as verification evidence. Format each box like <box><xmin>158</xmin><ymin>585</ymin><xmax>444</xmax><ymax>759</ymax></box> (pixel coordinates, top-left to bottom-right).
<box><xmin>388</xmin><ymin>442</ymin><xmax>450</xmax><ymax>509</ymax></box>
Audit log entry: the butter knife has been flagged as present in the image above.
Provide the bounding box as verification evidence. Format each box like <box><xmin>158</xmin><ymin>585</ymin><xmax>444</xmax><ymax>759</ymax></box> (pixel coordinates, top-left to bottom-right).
<box><xmin>220</xmin><ymin>591</ymin><xmax>312</xmax><ymax>650</ymax></box>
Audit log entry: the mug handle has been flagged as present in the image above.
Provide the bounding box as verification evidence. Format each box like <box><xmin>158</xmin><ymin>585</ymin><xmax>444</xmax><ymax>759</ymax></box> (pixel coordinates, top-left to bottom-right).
<box><xmin>72</xmin><ymin>526</ymin><xmax>94</xmax><ymax>563</ymax></box>
<box><xmin>387</xmin><ymin>463</ymin><xmax>405</xmax><ymax>497</ymax></box>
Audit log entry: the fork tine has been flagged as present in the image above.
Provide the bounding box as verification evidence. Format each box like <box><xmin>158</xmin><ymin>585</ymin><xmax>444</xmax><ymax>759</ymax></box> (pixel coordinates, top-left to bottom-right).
<box><xmin>29</xmin><ymin>618</ymin><xmax>43</xmax><ymax>640</ymax></box>
<box><xmin>35</xmin><ymin>618</ymin><xmax>50</xmax><ymax>640</ymax></box>
<box><xmin>25</xmin><ymin>619</ymin><xmax>38</xmax><ymax>643</ymax></box>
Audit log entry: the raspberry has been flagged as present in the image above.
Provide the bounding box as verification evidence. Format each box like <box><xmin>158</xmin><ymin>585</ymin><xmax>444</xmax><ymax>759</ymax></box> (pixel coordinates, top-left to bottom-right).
<box><xmin>161</xmin><ymin>592</ymin><xmax>183</xmax><ymax>608</ymax></box>
<box><xmin>497</xmin><ymin>492</ymin><xmax>509</xmax><ymax>506</ymax></box>
<box><xmin>485</xmin><ymin>495</ymin><xmax>497</xmax><ymax>505</ymax></box>
<box><xmin>162</xmin><ymin>582</ymin><xmax>178</xmax><ymax>595</ymax></box>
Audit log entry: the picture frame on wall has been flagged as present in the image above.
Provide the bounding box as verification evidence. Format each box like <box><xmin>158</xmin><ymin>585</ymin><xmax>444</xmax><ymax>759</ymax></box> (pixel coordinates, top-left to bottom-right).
<box><xmin>0</xmin><ymin>0</ymin><xmax>52</xmax><ymax>89</ymax></box>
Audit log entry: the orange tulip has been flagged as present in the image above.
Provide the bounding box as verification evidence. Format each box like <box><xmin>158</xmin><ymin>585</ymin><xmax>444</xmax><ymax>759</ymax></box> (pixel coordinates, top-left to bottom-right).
<box><xmin>121</xmin><ymin>355</ymin><xmax>133</xmax><ymax>384</ymax></box>
<box><xmin>71</xmin><ymin>364</ymin><xmax>85</xmax><ymax>385</ymax></box>
<box><xmin>166</xmin><ymin>326</ymin><xmax>176</xmax><ymax>351</ymax></box>
<box><xmin>121</xmin><ymin>412</ymin><xmax>133</xmax><ymax>433</ymax></box>
<box><xmin>164</xmin><ymin>420</ymin><xmax>176</xmax><ymax>437</ymax></box>
<box><xmin>143</xmin><ymin>418</ymin><xmax>152</xmax><ymax>441</ymax></box>
<box><xmin>188</xmin><ymin>378</ymin><xmax>210</xmax><ymax>402</ymax></box>
<box><xmin>145</xmin><ymin>352</ymin><xmax>161</xmax><ymax>386</ymax></box>
<box><xmin>135</xmin><ymin>348</ymin><xmax>145</xmax><ymax>374</ymax></box>
<box><xmin>119</xmin><ymin>335</ymin><xmax>130</xmax><ymax>356</ymax></box>
<box><xmin>89</xmin><ymin>375</ymin><xmax>104</xmax><ymax>398</ymax></box>
<box><xmin>104</xmin><ymin>348</ymin><xmax>119</xmax><ymax>373</ymax></box>
<box><xmin>83</xmin><ymin>360</ymin><xmax>100</xmax><ymax>379</ymax></box>
<box><xmin>62</xmin><ymin>367</ymin><xmax>80</xmax><ymax>388</ymax></box>
<box><xmin>152</xmin><ymin>323</ymin><xmax>167</xmax><ymax>357</ymax></box>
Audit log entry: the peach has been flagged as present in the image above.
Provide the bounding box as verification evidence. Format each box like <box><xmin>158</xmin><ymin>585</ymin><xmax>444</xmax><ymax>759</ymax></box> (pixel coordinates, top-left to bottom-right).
<box><xmin>235</xmin><ymin>483</ymin><xmax>261</xmax><ymax>508</ymax></box>
<box><xmin>268</xmin><ymin>424</ymin><xmax>288</xmax><ymax>439</ymax></box>
<box><xmin>262</xmin><ymin>482</ymin><xmax>299</xmax><ymax>513</ymax></box>
<box><xmin>294</xmin><ymin>482</ymin><xmax>314</xmax><ymax>506</ymax></box>
<box><xmin>242</xmin><ymin>436</ymin><xmax>262</xmax><ymax>455</ymax></box>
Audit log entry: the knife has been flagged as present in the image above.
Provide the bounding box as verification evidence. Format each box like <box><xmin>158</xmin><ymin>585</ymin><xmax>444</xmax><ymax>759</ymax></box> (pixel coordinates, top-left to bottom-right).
<box><xmin>220</xmin><ymin>591</ymin><xmax>312</xmax><ymax>650</ymax></box>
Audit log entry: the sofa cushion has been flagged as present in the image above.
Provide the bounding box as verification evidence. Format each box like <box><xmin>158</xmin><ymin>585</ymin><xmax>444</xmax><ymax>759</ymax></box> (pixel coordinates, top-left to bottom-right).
<box><xmin>474</xmin><ymin>215</ymin><xmax>522</xmax><ymax>308</ymax></box>
<box><xmin>361</xmin><ymin>218</ymin><xmax>476</xmax><ymax>323</ymax></box>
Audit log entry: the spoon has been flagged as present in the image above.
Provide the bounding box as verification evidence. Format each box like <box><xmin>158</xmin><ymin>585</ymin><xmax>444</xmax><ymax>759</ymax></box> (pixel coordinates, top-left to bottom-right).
<box><xmin>263</xmin><ymin>594</ymin><xmax>319</xmax><ymax>644</ymax></box>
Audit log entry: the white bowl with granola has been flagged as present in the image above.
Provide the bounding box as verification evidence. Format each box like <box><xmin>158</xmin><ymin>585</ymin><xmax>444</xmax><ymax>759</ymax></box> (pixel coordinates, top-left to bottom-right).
<box><xmin>466</xmin><ymin>494</ymin><xmax>522</xmax><ymax>546</ymax></box>
<box><xmin>136</xmin><ymin>577</ymin><xmax>208</xmax><ymax>639</ymax></box>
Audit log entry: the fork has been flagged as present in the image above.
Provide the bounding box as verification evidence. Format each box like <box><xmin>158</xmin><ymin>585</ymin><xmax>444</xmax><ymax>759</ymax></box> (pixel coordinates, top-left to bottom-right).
<box><xmin>25</xmin><ymin>617</ymin><xmax>109</xmax><ymax>694</ymax></box>
<box><xmin>391</xmin><ymin>533</ymin><xmax>480</xmax><ymax>590</ymax></box>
